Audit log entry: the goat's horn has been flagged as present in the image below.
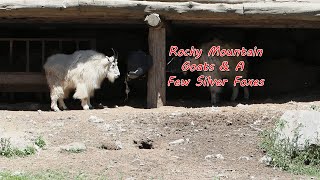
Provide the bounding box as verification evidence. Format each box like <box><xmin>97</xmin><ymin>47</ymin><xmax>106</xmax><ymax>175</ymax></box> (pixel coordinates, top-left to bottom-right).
<box><xmin>111</xmin><ymin>48</ymin><xmax>116</xmax><ymax>57</ymax></box>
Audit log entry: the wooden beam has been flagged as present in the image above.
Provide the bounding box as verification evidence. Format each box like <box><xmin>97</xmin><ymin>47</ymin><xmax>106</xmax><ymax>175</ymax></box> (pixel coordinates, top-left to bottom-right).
<box><xmin>26</xmin><ymin>40</ymin><xmax>30</xmax><ymax>72</ymax></box>
<box><xmin>0</xmin><ymin>72</ymin><xmax>47</xmax><ymax>86</ymax></box>
<box><xmin>41</xmin><ymin>40</ymin><xmax>45</xmax><ymax>67</ymax></box>
<box><xmin>147</xmin><ymin>15</ymin><xmax>166</xmax><ymax>108</ymax></box>
<box><xmin>0</xmin><ymin>1</ymin><xmax>319</xmax><ymax>23</ymax></box>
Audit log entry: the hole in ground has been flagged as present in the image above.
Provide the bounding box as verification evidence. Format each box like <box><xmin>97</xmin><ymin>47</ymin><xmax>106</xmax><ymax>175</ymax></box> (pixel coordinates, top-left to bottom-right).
<box><xmin>134</xmin><ymin>139</ymin><xmax>154</xmax><ymax>149</ymax></box>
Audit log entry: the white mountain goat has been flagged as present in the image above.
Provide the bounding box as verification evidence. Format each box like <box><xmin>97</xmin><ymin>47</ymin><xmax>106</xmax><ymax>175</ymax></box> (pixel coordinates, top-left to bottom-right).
<box><xmin>43</xmin><ymin>49</ymin><xmax>120</xmax><ymax>111</ymax></box>
<box><xmin>184</xmin><ymin>38</ymin><xmax>249</xmax><ymax>105</ymax></box>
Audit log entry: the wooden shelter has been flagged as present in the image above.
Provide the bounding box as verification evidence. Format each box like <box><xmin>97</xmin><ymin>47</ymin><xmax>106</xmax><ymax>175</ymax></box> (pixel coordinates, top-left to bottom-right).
<box><xmin>0</xmin><ymin>0</ymin><xmax>319</xmax><ymax>108</ymax></box>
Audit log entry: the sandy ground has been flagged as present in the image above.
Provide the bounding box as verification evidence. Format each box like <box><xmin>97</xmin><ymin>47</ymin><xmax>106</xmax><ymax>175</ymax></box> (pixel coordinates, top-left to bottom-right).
<box><xmin>0</xmin><ymin>99</ymin><xmax>319</xmax><ymax>179</ymax></box>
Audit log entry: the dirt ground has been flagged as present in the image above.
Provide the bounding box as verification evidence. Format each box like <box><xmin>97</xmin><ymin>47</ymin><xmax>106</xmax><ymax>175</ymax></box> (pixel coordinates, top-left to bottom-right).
<box><xmin>0</xmin><ymin>98</ymin><xmax>319</xmax><ymax>180</ymax></box>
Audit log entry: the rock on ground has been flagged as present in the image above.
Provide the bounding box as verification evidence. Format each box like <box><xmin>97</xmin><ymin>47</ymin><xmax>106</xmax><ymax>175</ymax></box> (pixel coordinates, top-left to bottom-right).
<box><xmin>276</xmin><ymin>110</ymin><xmax>320</xmax><ymax>149</ymax></box>
<box><xmin>60</xmin><ymin>142</ymin><xmax>86</xmax><ymax>152</ymax></box>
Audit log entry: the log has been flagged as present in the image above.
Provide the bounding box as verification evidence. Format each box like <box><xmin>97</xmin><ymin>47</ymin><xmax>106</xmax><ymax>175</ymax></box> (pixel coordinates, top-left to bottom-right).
<box><xmin>145</xmin><ymin>13</ymin><xmax>161</xmax><ymax>27</ymax></box>
<box><xmin>147</xmin><ymin>19</ymin><xmax>166</xmax><ymax>108</ymax></box>
<box><xmin>0</xmin><ymin>72</ymin><xmax>49</xmax><ymax>92</ymax></box>
<box><xmin>0</xmin><ymin>1</ymin><xmax>319</xmax><ymax>22</ymax></box>
<box><xmin>0</xmin><ymin>72</ymin><xmax>47</xmax><ymax>85</ymax></box>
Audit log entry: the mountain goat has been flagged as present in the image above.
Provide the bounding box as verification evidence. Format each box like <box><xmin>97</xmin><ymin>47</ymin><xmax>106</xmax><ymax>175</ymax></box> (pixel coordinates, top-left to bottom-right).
<box><xmin>43</xmin><ymin>49</ymin><xmax>120</xmax><ymax>111</ymax></box>
<box><xmin>184</xmin><ymin>38</ymin><xmax>249</xmax><ymax>105</ymax></box>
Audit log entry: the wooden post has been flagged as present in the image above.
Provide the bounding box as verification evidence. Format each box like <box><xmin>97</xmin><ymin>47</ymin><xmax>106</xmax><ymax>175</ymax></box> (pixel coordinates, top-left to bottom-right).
<box><xmin>9</xmin><ymin>40</ymin><xmax>13</xmax><ymax>65</ymax></box>
<box><xmin>146</xmin><ymin>13</ymin><xmax>166</xmax><ymax>108</ymax></box>
<box><xmin>41</xmin><ymin>40</ymin><xmax>45</xmax><ymax>72</ymax></box>
<box><xmin>26</xmin><ymin>40</ymin><xmax>30</xmax><ymax>72</ymax></box>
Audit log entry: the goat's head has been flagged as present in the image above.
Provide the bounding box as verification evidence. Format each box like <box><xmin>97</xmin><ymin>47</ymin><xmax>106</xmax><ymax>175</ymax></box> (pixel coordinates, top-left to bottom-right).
<box><xmin>105</xmin><ymin>48</ymin><xmax>120</xmax><ymax>83</ymax></box>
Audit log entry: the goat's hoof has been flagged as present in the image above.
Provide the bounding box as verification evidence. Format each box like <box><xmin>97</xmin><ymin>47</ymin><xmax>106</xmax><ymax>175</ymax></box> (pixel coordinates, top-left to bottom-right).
<box><xmin>230</xmin><ymin>97</ymin><xmax>237</xmax><ymax>102</ymax></box>
<box><xmin>83</xmin><ymin>105</ymin><xmax>90</xmax><ymax>110</ymax></box>
<box><xmin>53</xmin><ymin>108</ymin><xmax>60</xmax><ymax>112</ymax></box>
<box><xmin>59</xmin><ymin>106</ymin><xmax>68</xmax><ymax>110</ymax></box>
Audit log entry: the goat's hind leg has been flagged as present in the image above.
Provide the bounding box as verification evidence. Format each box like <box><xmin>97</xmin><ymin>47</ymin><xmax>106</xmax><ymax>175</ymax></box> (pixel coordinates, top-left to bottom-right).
<box><xmin>58</xmin><ymin>88</ymin><xmax>71</xmax><ymax>110</ymax></box>
<box><xmin>87</xmin><ymin>91</ymin><xmax>94</xmax><ymax>109</ymax></box>
<box><xmin>58</xmin><ymin>98</ymin><xmax>67</xmax><ymax>110</ymax></box>
<box><xmin>50</xmin><ymin>86</ymin><xmax>64</xmax><ymax>112</ymax></box>
<box><xmin>244</xmin><ymin>86</ymin><xmax>249</xmax><ymax>100</ymax></box>
<box><xmin>73</xmin><ymin>83</ymin><xmax>91</xmax><ymax>110</ymax></box>
<box><xmin>209</xmin><ymin>86</ymin><xmax>222</xmax><ymax>106</ymax></box>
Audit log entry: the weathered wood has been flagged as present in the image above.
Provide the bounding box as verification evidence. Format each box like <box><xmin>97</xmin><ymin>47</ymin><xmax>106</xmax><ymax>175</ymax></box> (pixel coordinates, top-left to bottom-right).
<box><xmin>145</xmin><ymin>13</ymin><xmax>161</xmax><ymax>27</ymax></box>
<box><xmin>0</xmin><ymin>38</ymin><xmax>95</xmax><ymax>41</ymax></box>
<box><xmin>0</xmin><ymin>72</ymin><xmax>47</xmax><ymax>86</ymax></box>
<box><xmin>0</xmin><ymin>72</ymin><xmax>49</xmax><ymax>92</ymax></box>
<box><xmin>147</xmin><ymin>23</ymin><xmax>166</xmax><ymax>108</ymax></box>
<box><xmin>138</xmin><ymin>0</ymin><xmax>319</xmax><ymax>3</ymax></box>
<box><xmin>172</xmin><ymin>18</ymin><xmax>320</xmax><ymax>29</ymax></box>
<box><xmin>0</xmin><ymin>1</ymin><xmax>319</xmax><ymax>24</ymax></box>
<box><xmin>41</xmin><ymin>40</ymin><xmax>45</xmax><ymax>66</ymax></box>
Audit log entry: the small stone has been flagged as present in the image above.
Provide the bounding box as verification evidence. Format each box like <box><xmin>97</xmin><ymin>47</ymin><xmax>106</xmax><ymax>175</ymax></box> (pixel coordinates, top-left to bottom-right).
<box><xmin>260</xmin><ymin>155</ymin><xmax>272</xmax><ymax>166</ymax></box>
<box><xmin>5</xmin><ymin>115</ymin><xmax>12</xmax><ymax>120</ymax></box>
<box><xmin>125</xmin><ymin>177</ymin><xmax>135</xmax><ymax>180</ymax></box>
<box><xmin>236</xmin><ymin>103</ymin><xmax>249</xmax><ymax>108</ymax></box>
<box><xmin>191</xmin><ymin>121</ymin><xmax>195</xmax><ymax>126</ymax></box>
<box><xmin>88</xmin><ymin>116</ymin><xmax>104</xmax><ymax>123</ymax></box>
<box><xmin>217</xmin><ymin>174</ymin><xmax>228</xmax><ymax>178</ymax></box>
<box><xmin>253</xmin><ymin>120</ymin><xmax>261</xmax><ymax>125</ymax></box>
<box><xmin>12</xmin><ymin>171</ymin><xmax>23</xmax><ymax>176</ymax></box>
<box><xmin>37</xmin><ymin>110</ymin><xmax>42</xmax><ymax>114</ymax></box>
<box><xmin>205</xmin><ymin>154</ymin><xmax>224</xmax><ymax>161</ymax></box>
<box><xmin>131</xmin><ymin>158</ymin><xmax>144</xmax><ymax>166</ymax></box>
<box><xmin>205</xmin><ymin>154</ymin><xmax>214</xmax><ymax>160</ymax></box>
<box><xmin>169</xmin><ymin>139</ymin><xmax>185</xmax><ymax>146</ymax></box>
<box><xmin>215</xmin><ymin>154</ymin><xmax>224</xmax><ymax>159</ymax></box>
<box><xmin>211</xmin><ymin>106</ymin><xmax>220</xmax><ymax>112</ymax></box>
<box><xmin>60</xmin><ymin>142</ymin><xmax>86</xmax><ymax>153</ymax></box>
<box><xmin>226</xmin><ymin>121</ymin><xmax>233</xmax><ymax>126</ymax></box>
<box><xmin>100</xmin><ymin>140</ymin><xmax>122</xmax><ymax>150</ymax></box>
<box><xmin>239</xmin><ymin>156</ymin><xmax>251</xmax><ymax>161</ymax></box>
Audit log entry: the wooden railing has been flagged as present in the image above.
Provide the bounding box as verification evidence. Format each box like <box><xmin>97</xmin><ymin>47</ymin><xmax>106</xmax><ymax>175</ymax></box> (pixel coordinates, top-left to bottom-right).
<box><xmin>0</xmin><ymin>38</ymin><xmax>96</xmax><ymax>92</ymax></box>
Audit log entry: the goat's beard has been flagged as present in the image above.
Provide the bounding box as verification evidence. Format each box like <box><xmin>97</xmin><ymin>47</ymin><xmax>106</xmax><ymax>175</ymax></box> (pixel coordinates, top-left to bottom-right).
<box><xmin>107</xmin><ymin>73</ymin><xmax>117</xmax><ymax>83</ymax></box>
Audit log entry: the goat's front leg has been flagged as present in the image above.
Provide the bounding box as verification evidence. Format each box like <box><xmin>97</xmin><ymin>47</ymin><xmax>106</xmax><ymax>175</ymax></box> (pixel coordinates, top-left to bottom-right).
<box><xmin>209</xmin><ymin>86</ymin><xmax>221</xmax><ymax>106</ymax></box>
<box><xmin>231</xmin><ymin>85</ymin><xmax>239</xmax><ymax>102</ymax></box>
<box><xmin>81</xmin><ymin>98</ymin><xmax>90</xmax><ymax>110</ymax></box>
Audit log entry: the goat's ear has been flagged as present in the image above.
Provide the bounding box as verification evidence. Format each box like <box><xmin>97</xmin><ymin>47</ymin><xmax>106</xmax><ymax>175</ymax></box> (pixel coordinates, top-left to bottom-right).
<box><xmin>108</xmin><ymin>56</ymin><xmax>115</xmax><ymax>62</ymax></box>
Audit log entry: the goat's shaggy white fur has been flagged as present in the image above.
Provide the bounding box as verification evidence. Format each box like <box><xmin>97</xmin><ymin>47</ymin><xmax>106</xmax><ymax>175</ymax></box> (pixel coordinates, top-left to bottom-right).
<box><xmin>44</xmin><ymin>50</ymin><xmax>120</xmax><ymax>111</ymax></box>
<box><xmin>185</xmin><ymin>38</ymin><xmax>249</xmax><ymax>105</ymax></box>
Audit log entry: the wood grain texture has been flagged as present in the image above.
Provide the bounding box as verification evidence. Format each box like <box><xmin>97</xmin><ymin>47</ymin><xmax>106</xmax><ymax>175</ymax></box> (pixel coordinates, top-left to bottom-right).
<box><xmin>0</xmin><ymin>1</ymin><xmax>319</xmax><ymax>18</ymax></box>
<box><xmin>147</xmin><ymin>26</ymin><xmax>166</xmax><ymax>108</ymax></box>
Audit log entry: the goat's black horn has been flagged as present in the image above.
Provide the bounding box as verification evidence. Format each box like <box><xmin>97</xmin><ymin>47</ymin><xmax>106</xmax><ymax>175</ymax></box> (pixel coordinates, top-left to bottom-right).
<box><xmin>111</xmin><ymin>48</ymin><xmax>116</xmax><ymax>57</ymax></box>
